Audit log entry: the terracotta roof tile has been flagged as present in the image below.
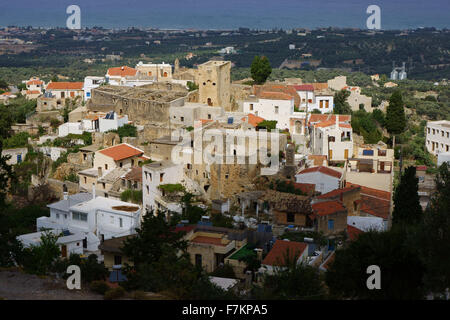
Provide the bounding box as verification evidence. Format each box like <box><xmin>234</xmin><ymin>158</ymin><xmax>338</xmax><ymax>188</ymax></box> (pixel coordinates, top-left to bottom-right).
<box><xmin>46</xmin><ymin>82</ymin><xmax>84</xmax><ymax>90</ymax></box>
<box><xmin>347</xmin><ymin>225</ymin><xmax>364</xmax><ymax>241</ymax></box>
<box><xmin>98</xmin><ymin>143</ymin><xmax>144</xmax><ymax>161</ymax></box>
<box><xmin>311</xmin><ymin>200</ymin><xmax>346</xmax><ymax>216</ymax></box>
<box><xmin>345</xmin><ymin>182</ymin><xmax>390</xmax><ymax>200</ymax></box>
<box><xmin>253</xmin><ymin>84</ymin><xmax>301</xmax><ymax>108</ymax></box>
<box><xmin>308</xmin><ymin>114</ymin><xmax>351</xmax><ymax>125</ymax></box>
<box><xmin>297</xmin><ymin>166</ymin><xmax>342</xmax><ymax>179</ymax></box>
<box><xmin>242</xmin><ymin>113</ymin><xmax>265</xmax><ymax>127</ymax></box>
<box><xmin>27</xmin><ymin>80</ymin><xmax>43</xmax><ymax>85</ymax></box>
<box><xmin>107</xmin><ymin>66</ymin><xmax>137</xmax><ymax>77</ymax></box>
<box><xmin>262</xmin><ymin>240</ymin><xmax>308</xmax><ymax>266</ymax></box>
<box><xmin>123</xmin><ymin>167</ymin><xmax>142</xmax><ymax>182</ymax></box>
<box><xmin>292</xmin><ymin>84</ymin><xmax>314</xmax><ymax>91</ymax></box>
<box><xmin>317</xmin><ymin>186</ymin><xmax>360</xmax><ymax>199</ymax></box>
<box><xmin>259</xmin><ymin>91</ymin><xmax>294</xmax><ymax>101</ymax></box>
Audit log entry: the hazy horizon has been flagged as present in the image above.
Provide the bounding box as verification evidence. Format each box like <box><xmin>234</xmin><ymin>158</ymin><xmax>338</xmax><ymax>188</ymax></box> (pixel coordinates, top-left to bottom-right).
<box><xmin>1</xmin><ymin>0</ymin><xmax>449</xmax><ymax>30</ymax></box>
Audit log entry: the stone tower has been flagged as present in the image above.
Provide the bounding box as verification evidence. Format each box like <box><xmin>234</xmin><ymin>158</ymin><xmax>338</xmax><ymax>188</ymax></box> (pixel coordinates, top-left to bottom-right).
<box><xmin>174</xmin><ymin>58</ymin><xmax>180</xmax><ymax>75</ymax></box>
<box><xmin>196</xmin><ymin>60</ymin><xmax>231</xmax><ymax>110</ymax></box>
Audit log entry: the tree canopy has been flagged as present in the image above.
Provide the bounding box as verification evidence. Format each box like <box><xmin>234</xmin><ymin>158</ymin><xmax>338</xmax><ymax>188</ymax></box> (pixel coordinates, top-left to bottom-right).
<box><xmin>250</xmin><ymin>55</ymin><xmax>272</xmax><ymax>84</ymax></box>
<box><xmin>385</xmin><ymin>90</ymin><xmax>406</xmax><ymax>135</ymax></box>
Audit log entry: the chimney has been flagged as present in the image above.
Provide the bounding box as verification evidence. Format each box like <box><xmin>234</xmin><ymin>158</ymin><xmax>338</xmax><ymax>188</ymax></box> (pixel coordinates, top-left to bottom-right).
<box><xmin>92</xmin><ymin>183</ymin><xmax>96</xmax><ymax>198</ymax></box>
<box><xmin>98</xmin><ymin>166</ymin><xmax>102</xmax><ymax>177</ymax></box>
<box><xmin>254</xmin><ymin>248</ymin><xmax>263</xmax><ymax>261</ymax></box>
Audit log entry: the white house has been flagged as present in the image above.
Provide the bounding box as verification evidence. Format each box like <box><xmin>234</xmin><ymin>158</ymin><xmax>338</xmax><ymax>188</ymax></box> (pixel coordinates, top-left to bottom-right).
<box><xmin>17</xmin><ymin>229</ymin><xmax>85</xmax><ymax>259</ymax></box>
<box><xmin>98</xmin><ymin>111</ymin><xmax>129</xmax><ymax>133</ymax></box>
<box><xmin>310</xmin><ymin>115</ymin><xmax>353</xmax><ymax>161</ymax></box>
<box><xmin>1</xmin><ymin>147</ymin><xmax>28</xmax><ymax>165</ymax></box>
<box><xmin>83</xmin><ymin>76</ymin><xmax>105</xmax><ymax>100</ymax></box>
<box><xmin>58</xmin><ymin>122</ymin><xmax>84</xmax><ymax>137</ymax></box>
<box><xmin>426</xmin><ymin>120</ymin><xmax>450</xmax><ymax>156</ymax></box>
<box><xmin>142</xmin><ymin>161</ymin><xmax>184</xmax><ymax>214</ymax></box>
<box><xmin>45</xmin><ymin>82</ymin><xmax>84</xmax><ymax>100</ymax></box>
<box><xmin>106</xmin><ymin>66</ymin><xmax>138</xmax><ymax>86</ymax></box>
<box><xmin>36</xmin><ymin>192</ymin><xmax>141</xmax><ymax>252</ymax></box>
<box><xmin>295</xmin><ymin>166</ymin><xmax>343</xmax><ymax>194</ymax></box>
<box><xmin>292</xmin><ymin>85</ymin><xmax>334</xmax><ymax>113</ymax></box>
<box><xmin>243</xmin><ymin>92</ymin><xmax>294</xmax><ymax>130</ymax></box>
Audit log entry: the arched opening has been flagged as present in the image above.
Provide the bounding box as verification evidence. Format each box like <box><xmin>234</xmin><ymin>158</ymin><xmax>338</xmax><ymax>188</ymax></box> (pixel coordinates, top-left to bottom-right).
<box><xmin>207</xmin><ymin>98</ymin><xmax>212</xmax><ymax>106</ymax></box>
<box><xmin>295</xmin><ymin>121</ymin><xmax>302</xmax><ymax>134</ymax></box>
<box><xmin>163</xmin><ymin>72</ymin><xmax>168</xmax><ymax>77</ymax></box>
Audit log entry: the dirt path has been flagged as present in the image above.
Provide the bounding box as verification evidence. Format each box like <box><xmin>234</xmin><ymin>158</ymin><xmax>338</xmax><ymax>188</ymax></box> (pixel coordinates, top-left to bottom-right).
<box><xmin>0</xmin><ymin>270</ymin><xmax>103</xmax><ymax>300</ymax></box>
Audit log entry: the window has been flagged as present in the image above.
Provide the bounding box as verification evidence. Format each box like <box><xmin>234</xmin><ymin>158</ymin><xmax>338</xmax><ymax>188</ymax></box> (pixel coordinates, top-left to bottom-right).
<box><xmin>120</xmin><ymin>162</ymin><xmax>123</xmax><ymax>168</ymax></box>
<box><xmin>187</xmin><ymin>163</ymin><xmax>192</xmax><ymax>169</ymax></box>
<box><xmin>84</xmin><ymin>177</ymin><xmax>87</xmax><ymax>184</ymax></box>
<box><xmin>114</xmin><ymin>255</ymin><xmax>122</xmax><ymax>266</ymax></box>
<box><xmin>274</xmin><ymin>106</ymin><xmax>279</xmax><ymax>114</ymax></box>
<box><xmin>287</xmin><ymin>213</ymin><xmax>295</xmax><ymax>223</ymax></box>
<box><xmin>208</xmin><ymin>114</ymin><xmax>211</xmax><ymax>120</ymax></box>
<box><xmin>146</xmin><ymin>186</ymin><xmax>149</xmax><ymax>194</ymax></box>
<box><xmin>195</xmin><ymin>254</ymin><xmax>202</xmax><ymax>268</ymax></box>
<box><xmin>119</xmin><ymin>218</ymin><xmax>123</xmax><ymax>228</ymax></box>
<box><xmin>160</xmin><ymin>173</ymin><xmax>164</xmax><ymax>182</ymax></box>
<box><xmin>83</xmin><ymin>153</ymin><xmax>87</xmax><ymax>161</ymax></box>
<box><xmin>328</xmin><ymin>219</ymin><xmax>334</xmax><ymax>230</ymax></box>
<box><xmin>181</xmin><ymin>117</ymin><xmax>184</xmax><ymax>122</ymax></box>
<box><xmin>56</xmin><ymin>213</ymin><xmax>60</xmax><ymax>219</ymax></box>
<box><xmin>102</xmin><ymin>183</ymin><xmax>106</xmax><ymax>189</ymax></box>
<box><xmin>105</xmin><ymin>164</ymin><xmax>108</xmax><ymax>170</ymax></box>
<box><xmin>72</xmin><ymin>211</ymin><xmax>88</xmax><ymax>221</ymax></box>
<box><xmin>250</xmin><ymin>104</ymin><xmax>254</xmax><ymax>111</ymax></box>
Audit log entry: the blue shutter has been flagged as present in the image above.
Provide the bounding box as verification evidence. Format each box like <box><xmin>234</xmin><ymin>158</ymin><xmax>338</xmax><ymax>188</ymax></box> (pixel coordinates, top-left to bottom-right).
<box><xmin>328</xmin><ymin>219</ymin><xmax>334</xmax><ymax>230</ymax></box>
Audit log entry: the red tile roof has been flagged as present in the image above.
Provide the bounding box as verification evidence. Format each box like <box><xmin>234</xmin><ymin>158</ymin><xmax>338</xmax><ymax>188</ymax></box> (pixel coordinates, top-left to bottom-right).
<box><xmin>26</xmin><ymin>90</ymin><xmax>41</xmax><ymax>95</ymax></box>
<box><xmin>242</xmin><ymin>113</ymin><xmax>265</xmax><ymax>127</ymax></box>
<box><xmin>262</xmin><ymin>240</ymin><xmax>308</xmax><ymax>266</ymax></box>
<box><xmin>345</xmin><ymin>182</ymin><xmax>391</xmax><ymax>219</ymax></box>
<box><xmin>123</xmin><ymin>167</ymin><xmax>142</xmax><ymax>182</ymax></box>
<box><xmin>297</xmin><ymin>166</ymin><xmax>342</xmax><ymax>179</ymax></box>
<box><xmin>311</xmin><ymin>200</ymin><xmax>346</xmax><ymax>217</ymax></box>
<box><xmin>107</xmin><ymin>66</ymin><xmax>137</xmax><ymax>77</ymax></box>
<box><xmin>27</xmin><ymin>80</ymin><xmax>43</xmax><ymax>85</ymax></box>
<box><xmin>254</xmin><ymin>84</ymin><xmax>301</xmax><ymax>108</ymax></box>
<box><xmin>259</xmin><ymin>91</ymin><xmax>294</xmax><ymax>101</ymax></box>
<box><xmin>98</xmin><ymin>143</ymin><xmax>144</xmax><ymax>161</ymax></box>
<box><xmin>46</xmin><ymin>82</ymin><xmax>84</xmax><ymax>90</ymax></box>
<box><xmin>292</xmin><ymin>84</ymin><xmax>314</xmax><ymax>91</ymax></box>
<box><xmin>308</xmin><ymin>114</ymin><xmax>351</xmax><ymax>125</ymax></box>
<box><xmin>416</xmin><ymin>165</ymin><xmax>427</xmax><ymax>171</ymax></box>
<box><xmin>345</xmin><ymin>182</ymin><xmax>390</xmax><ymax>201</ymax></box>
<box><xmin>191</xmin><ymin>235</ymin><xmax>226</xmax><ymax>246</ymax></box>
<box><xmin>317</xmin><ymin>186</ymin><xmax>360</xmax><ymax>199</ymax></box>
<box><xmin>347</xmin><ymin>225</ymin><xmax>364</xmax><ymax>241</ymax></box>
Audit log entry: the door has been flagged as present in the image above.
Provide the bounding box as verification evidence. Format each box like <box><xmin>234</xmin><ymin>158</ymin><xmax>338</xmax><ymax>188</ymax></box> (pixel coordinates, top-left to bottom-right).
<box><xmin>61</xmin><ymin>245</ymin><xmax>67</xmax><ymax>258</ymax></box>
<box><xmin>344</xmin><ymin>149</ymin><xmax>348</xmax><ymax>159</ymax></box>
<box><xmin>329</xmin><ymin>149</ymin><xmax>333</xmax><ymax>160</ymax></box>
<box><xmin>380</xmin><ymin>162</ymin><xmax>385</xmax><ymax>172</ymax></box>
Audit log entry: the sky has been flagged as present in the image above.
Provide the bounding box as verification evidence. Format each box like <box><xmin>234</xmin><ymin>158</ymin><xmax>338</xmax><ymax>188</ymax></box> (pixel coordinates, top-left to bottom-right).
<box><xmin>1</xmin><ymin>0</ymin><xmax>449</xmax><ymax>30</ymax></box>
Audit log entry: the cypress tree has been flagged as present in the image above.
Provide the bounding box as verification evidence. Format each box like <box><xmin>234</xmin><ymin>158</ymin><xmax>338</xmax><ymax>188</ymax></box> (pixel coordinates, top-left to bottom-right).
<box><xmin>392</xmin><ymin>166</ymin><xmax>422</xmax><ymax>226</ymax></box>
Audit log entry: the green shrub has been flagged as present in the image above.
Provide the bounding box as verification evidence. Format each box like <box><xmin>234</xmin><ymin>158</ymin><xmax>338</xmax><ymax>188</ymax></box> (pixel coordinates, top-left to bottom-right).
<box><xmin>104</xmin><ymin>286</ymin><xmax>126</xmax><ymax>300</ymax></box>
<box><xmin>90</xmin><ymin>280</ymin><xmax>110</xmax><ymax>295</ymax></box>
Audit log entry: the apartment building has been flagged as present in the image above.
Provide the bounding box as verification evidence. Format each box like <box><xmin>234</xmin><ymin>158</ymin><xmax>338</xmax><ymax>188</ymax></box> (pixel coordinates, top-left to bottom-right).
<box><xmin>426</xmin><ymin>120</ymin><xmax>450</xmax><ymax>156</ymax></box>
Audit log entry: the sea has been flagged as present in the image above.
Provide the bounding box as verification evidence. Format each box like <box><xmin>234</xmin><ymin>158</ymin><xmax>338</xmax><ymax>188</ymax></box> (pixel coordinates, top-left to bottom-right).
<box><xmin>1</xmin><ymin>0</ymin><xmax>449</xmax><ymax>30</ymax></box>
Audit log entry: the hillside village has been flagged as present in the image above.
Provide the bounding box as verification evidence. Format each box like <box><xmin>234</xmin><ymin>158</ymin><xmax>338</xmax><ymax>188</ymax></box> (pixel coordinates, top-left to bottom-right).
<box><xmin>0</xmin><ymin>54</ymin><xmax>449</xmax><ymax>300</ymax></box>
